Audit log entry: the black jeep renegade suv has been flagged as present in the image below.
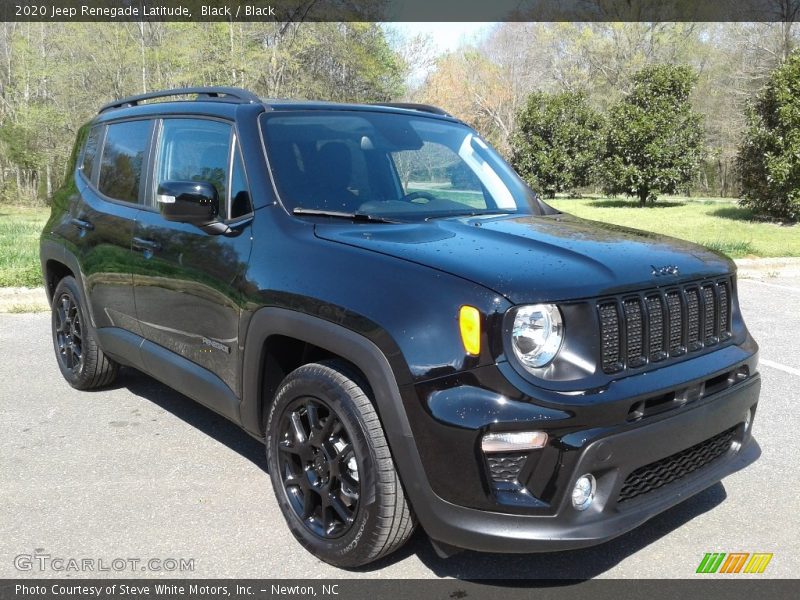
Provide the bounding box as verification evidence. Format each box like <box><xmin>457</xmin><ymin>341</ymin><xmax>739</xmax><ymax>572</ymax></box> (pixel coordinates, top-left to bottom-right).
<box><xmin>40</xmin><ymin>87</ymin><xmax>761</xmax><ymax>567</ymax></box>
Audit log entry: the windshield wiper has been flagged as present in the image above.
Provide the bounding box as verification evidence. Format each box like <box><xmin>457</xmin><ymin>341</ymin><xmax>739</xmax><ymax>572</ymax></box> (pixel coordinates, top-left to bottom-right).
<box><xmin>424</xmin><ymin>209</ymin><xmax>517</xmax><ymax>221</ymax></box>
<box><xmin>469</xmin><ymin>209</ymin><xmax>517</xmax><ymax>216</ymax></box>
<box><xmin>293</xmin><ymin>207</ymin><xmax>399</xmax><ymax>224</ymax></box>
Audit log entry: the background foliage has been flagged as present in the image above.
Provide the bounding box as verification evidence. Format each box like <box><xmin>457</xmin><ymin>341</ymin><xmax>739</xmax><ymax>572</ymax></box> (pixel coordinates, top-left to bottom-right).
<box><xmin>737</xmin><ymin>50</ymin><xmax>800</xmax><ymax>221</ymax></box>
<box><xmin>415</xmin><ymin>21</ymin><xmax>799</xmax><ymax>209</ymax></box>
<box><xmin>0</xmin><ymin>20</ymin><xmax>799</xmax><ymax>221</ymax></box>
<box><xmin>598</xmin><ymin>65</ymin><xmax>705</xmax><ymax>205</ymax></box>
<box><xmin>510</xmin><ymin>91</ymin><xmax>603</xmax><ymax>197</ymax></box>
<box><xmin>0</xmin><ymin>22</ymin><xmax>409</xmax><ymax>205</ymax></box>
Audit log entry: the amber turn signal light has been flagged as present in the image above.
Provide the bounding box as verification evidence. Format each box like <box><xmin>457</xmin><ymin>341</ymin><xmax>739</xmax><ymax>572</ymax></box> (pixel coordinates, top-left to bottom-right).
<box><xmin>459</xmin><ymin>305</ymin><xmax>481</xmax><ymax>356</ymax></box>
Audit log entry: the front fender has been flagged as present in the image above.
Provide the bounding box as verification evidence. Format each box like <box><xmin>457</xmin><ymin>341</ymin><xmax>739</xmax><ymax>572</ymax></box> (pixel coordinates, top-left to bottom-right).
<box><xmin>239</xmin><ymin>307</ymin><xmax>452</xmax><ymax>518</ymax></box>
<box><xmin>240</xmin><ymin>306</ymin><xmax>414</xmax><ymax>439</ymax></box>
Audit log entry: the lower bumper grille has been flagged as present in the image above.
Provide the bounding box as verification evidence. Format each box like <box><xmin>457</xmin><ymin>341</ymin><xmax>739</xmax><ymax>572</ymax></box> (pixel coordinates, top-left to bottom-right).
<box><xmin>618</xmin><ymin>426</ymin><xmax>737</xmax><ymax>503</ymax></box>
<box><xmin>487</xmin><ymin>453</ymin><xmax>526</xmax><ymax>483</ymax></box>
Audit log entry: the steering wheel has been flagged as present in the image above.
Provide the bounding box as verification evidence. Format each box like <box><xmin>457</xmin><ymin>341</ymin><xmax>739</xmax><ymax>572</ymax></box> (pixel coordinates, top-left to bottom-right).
<box><xmin>401</xmin><ymin>190</ymin><xmax>437</xmax><ymax>204</ymax></box>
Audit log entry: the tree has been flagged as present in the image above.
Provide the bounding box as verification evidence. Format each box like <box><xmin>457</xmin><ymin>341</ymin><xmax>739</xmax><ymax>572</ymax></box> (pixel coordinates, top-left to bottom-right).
<box><xmin>417</xmin><ymin>48</ymin><xmax>513</xmax><ymax>152</ymax></box>
<box><xmin>264</xmin><ymin>23</ymin><xmax>393</xmax><ymax>103</ymax></box>
<box><xmin>599</xmin><ymin>64</ymin><xmax>705</xmax><ymax>205</ymax></box>
<box><xmin>509</xmin><ymin>91</ymin><xmax>603</xmax><ymax>197</ymax></box>
<box><xmin>737</xmin><ymin>50</ymin><xmax>800</xmax><ymax>221</ymax></box>
<box><xmin>0</xmin><ymin>22</ymin><xmax>409</xmax><ymax>205</ymax></box>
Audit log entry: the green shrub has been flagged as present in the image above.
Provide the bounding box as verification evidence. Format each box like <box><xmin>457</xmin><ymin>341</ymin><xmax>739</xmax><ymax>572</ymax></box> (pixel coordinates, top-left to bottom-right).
<box><xmin>737</xmin><ymin>51</ymin><xmax>800</xmax><ymax>222</ymax></box>
<box><xmin>510</xmin><ymin>91</ymin><xmax>604</xmax><ymax>198</ymax></box>
<box><xmin>599</xmin><ymin>65</ymin><xmax>705</xmax><ymax>206</ymax></box>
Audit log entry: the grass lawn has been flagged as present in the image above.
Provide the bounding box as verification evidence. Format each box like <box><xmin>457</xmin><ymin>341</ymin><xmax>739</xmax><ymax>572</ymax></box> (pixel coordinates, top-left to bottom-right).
<box><xmin>0</xmin><ymin>206</ymin><xmax>49</xmax><ymax>287</ymax></box>
<box><xmin>548</xmin><ymin>196</ymin><xmax>800</xmax><ymax>258</ymax></box>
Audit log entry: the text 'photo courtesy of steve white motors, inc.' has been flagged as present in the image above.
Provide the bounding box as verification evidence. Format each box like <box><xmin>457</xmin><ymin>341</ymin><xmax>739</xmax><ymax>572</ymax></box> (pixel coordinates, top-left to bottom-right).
<box><xmin>11</xmin><ymin>583</ymin><xmax>347</xmax><ymax>599</ymax></box>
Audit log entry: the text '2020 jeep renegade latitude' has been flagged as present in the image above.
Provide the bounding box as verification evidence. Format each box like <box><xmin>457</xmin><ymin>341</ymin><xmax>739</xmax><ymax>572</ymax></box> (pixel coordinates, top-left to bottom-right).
<box><xmin>40</xmin><ymin>87</ymin><xmax>760</xmax><ymax>567</ymax></box>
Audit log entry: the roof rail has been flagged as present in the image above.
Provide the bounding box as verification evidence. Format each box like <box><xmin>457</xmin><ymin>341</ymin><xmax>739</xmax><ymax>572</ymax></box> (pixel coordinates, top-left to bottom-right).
<box><xmin>371</xmin><ymin>102</ymin><xmax>452</xmax><ymax>117</ymax></box>
<box><xmin>98</xmin><ymin>86</ymin><xmax>261</xmax><ymax>114</ymax></box>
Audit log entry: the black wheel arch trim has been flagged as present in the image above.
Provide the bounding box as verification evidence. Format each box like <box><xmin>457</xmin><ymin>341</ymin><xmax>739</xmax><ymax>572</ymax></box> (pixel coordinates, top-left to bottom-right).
<box><xmin>240</xmin><ymin>307</ymin><xmax>414</xmax><ymax>439</ymax></box>
<box><xmin>40</xmin><ymin>238</ymin><xmax>67</xmax><ymax>306</ymax></box>
<box><xmin>40</xmin><ymin>241</ymin><xmax>101</xmax><ymax>332</ymax></box>
<box><xmin>240</xmin><ymin>307</ymin><xmax>442</xmax><ymax>521</ymax></box>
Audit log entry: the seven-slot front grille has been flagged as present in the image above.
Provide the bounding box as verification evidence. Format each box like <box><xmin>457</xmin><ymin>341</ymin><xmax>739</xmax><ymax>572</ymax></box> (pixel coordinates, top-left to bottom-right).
<box><xmin>598</xmin><ymin>278</ymin><xmax>732</xmax><ymax>374</ymax></box>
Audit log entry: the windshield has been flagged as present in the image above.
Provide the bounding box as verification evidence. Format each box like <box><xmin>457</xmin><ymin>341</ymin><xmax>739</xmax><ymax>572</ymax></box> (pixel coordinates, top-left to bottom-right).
<box><xmin>259</xmin><ymin>111</ymin><xmax>539</xmax><ymax>220</ymax></box>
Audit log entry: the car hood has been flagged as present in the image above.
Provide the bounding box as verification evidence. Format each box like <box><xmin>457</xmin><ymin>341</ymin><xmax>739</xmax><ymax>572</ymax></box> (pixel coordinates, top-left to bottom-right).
<box><xmin>314</xmin><ymin>213</ymin><xmax>734</xmax><ymax>304</ymax></box>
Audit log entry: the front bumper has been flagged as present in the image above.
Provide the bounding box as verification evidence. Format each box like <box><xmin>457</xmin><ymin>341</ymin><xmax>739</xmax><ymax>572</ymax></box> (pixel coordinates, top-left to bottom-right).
<box><xmin>401</xmin><ymin>361</ymin><xmax>760</xmax><ymax>553</ymax></box>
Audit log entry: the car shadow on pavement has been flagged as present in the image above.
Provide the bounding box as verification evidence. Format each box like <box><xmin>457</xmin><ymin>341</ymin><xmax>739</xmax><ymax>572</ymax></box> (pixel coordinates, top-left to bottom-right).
<box><xmin>112</xmin><ymin>365</ymin><xmax>761</xmax><ymax>580</ymax></box>
<box><xmin>116</xmin><ymin>366</ymin><xmax>268</xmax><ymax>473</ymax></box>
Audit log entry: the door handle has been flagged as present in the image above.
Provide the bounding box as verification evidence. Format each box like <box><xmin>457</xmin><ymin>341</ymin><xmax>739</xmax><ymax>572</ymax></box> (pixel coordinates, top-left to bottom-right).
<box><xmin>70</xmin><ymin>217</ymin><xmax>94</xmax><ymax>231</ymax></box>
<box><xmin>132</xmin><ymin>237</ymin><xmax>161</xmax><ymax>252</ymax></box>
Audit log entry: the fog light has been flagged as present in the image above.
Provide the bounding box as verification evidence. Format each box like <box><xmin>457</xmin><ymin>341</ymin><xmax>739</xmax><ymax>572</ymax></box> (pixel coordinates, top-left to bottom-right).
<box><xmin>572</xmin><ymin>474</ymin><xmax>596</xmax><ymax>511</ymax></box>
<box><xmin>481</xmin><ymin>431</ymin><xmax>548</xmax><ymax>453</ymax></box>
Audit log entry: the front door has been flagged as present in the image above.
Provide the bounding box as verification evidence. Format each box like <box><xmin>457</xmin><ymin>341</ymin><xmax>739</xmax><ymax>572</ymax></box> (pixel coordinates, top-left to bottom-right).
<box><xmin>132</xmin><ymin>117</ymin><xmax>254</xmax><ymax>397</ymax></box>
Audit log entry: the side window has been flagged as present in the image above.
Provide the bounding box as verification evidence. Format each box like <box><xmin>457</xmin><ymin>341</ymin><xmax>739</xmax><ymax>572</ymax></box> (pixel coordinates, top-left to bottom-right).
<box><xmin>155</xmin><ymin>119</ymin><xmax>231</xmax><ymax>208</ymax></box>
<box><xmin>98</xmin><ymin>120</ymin><xmax>152</xmax><ymax>203</ymax></box>
<box><xmin>229</xmin><ymin>141</ymin><xmax>252</xmax><ymax>219</ymax></box>
<box><xmin>81</xmin><ymin>125</ymin><xmax>102</xmax><ymax>181</ymax></box>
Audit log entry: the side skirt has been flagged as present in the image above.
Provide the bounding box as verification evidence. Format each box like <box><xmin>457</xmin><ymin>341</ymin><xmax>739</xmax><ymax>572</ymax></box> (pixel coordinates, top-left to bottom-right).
<box><xmin>96</xmin><ymin>327</ymin><xmax>242</xmax><ymax>424</ymax></box>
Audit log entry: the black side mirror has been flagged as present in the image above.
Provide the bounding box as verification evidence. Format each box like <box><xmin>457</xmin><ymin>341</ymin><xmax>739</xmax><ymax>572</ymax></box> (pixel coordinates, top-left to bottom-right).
<box><xmin>156</xmin><ymin>181</ymin><xmax>219</xmax><ymax>226</ymax></box>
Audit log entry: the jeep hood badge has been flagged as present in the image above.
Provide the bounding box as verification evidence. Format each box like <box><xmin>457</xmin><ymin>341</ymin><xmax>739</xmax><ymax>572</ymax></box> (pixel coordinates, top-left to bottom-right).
<box><xmin>652</xmin><ymin>264</ymin><xmax>680</xmax><ymax>276</ymax></box>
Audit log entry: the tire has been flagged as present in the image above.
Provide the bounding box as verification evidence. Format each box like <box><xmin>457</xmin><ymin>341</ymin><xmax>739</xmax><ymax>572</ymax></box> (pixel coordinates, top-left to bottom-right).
<box><xmin>265</xmin><ymin>360</ymin><xmax>415</xmax><ymax>567</ymax></box>
<box><xmin>51</xmin><ymin>276</ymin><xmax>118</xmax><ymax>390</ymax></box>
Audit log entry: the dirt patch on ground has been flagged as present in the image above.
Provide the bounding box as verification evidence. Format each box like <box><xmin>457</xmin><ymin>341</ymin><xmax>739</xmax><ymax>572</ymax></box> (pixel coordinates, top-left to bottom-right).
<box><xmin>0</xmin><ymin>287</ymin><xmax>48</xmax><ymax>313</ymax></box>
<box><xmin>735</xmin><ymin>257</ymin><xmax>800</xmax><ymax>279</ymax></box>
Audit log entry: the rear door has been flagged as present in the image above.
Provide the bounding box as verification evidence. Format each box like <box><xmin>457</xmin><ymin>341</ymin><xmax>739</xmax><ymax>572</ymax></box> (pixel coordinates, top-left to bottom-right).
<box><xmin>67</xmin><ymin>119</ymin><xmax>154</xmax><ymax>335</ymax></box>
<box><xmin>132</xmin><ymin>117</ymin><xmax>254</xmax><ymax>397</ymax></box>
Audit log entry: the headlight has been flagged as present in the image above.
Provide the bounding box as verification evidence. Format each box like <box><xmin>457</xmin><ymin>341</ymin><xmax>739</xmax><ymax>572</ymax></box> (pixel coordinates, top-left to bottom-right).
<box><xmin>511</xmin><ymin>304</ymin><xmax>564</xmax><ymax>369</ymax></box>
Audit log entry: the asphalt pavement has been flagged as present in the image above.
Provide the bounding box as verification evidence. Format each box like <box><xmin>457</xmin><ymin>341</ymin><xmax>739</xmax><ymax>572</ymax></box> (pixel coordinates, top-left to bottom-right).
<box><xmin>1</xmin><ymin>276</ymin><xmax>798</xmax><ymax>579</ymax></box>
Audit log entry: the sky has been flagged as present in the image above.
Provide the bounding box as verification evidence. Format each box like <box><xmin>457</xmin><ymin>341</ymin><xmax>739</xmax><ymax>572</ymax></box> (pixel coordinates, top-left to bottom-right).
<box><xmin>384</xmin><ymin>22</ymin><xmax>497</xmax><ymax>84</ymax></box>
<box><xmin>390</xmin><ymin>22</ymin><xmax>497</xmax><ymax>54</ymax></box>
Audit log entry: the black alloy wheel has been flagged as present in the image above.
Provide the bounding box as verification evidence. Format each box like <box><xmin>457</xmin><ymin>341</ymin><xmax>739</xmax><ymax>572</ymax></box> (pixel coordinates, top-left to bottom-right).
<box><xmin>50</xmin><ymin>276</ymin><xmax>118</xmax><ymax>389</ymax></box>
<box><xmin>54</xmin><ymin>291</ymin><xmax>84</xmax><ymax>374</ymax></box>
<box><xmin>266</xmin><ymin>361</ymin><xmax>415</xmax><ymax>567</ymax></box>
<box><xmin>277</xmin><ymin>396</ymin><xmax>361</xmax><ymax>538</ymax></box>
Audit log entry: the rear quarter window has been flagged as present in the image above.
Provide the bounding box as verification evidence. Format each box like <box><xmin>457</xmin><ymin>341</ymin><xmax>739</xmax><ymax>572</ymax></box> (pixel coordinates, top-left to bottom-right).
<box><xmin>79</xmin><ymin>125</ymin><xmax>102</xmax><ymax>181</ymax></box>
<box><xmin>97</xmin><ymin>120</ymin><xmax>153</xmax><ymax>204</ymax></box>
